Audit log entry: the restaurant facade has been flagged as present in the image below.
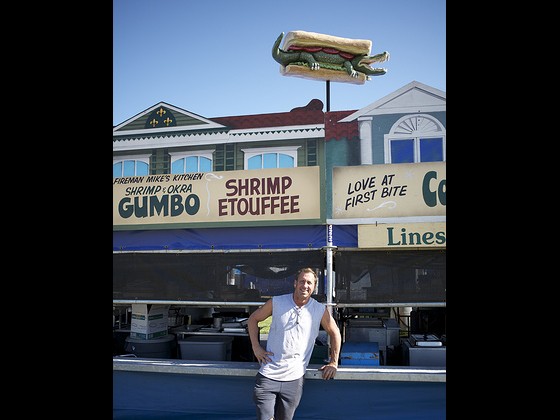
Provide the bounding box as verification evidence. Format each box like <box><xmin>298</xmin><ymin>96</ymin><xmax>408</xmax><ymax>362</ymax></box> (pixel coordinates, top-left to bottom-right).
<box><xmin>113</xmin><ymin>80</ymin><xmax>446</xmax><ymax>418</ymax></box>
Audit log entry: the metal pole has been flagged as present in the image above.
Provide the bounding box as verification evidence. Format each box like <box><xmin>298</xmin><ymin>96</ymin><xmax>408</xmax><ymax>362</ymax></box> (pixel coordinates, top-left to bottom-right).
<box><xmin>324</xmin><ymin>224</ymin><xmax>337</xmax><ymax>357</ymax></box>
<box><xmin>326</xmin><ymin>80</ymin><xmax>331</xmax><ymax>111</ymax></box>
<box><xmin>326</xmin><ymin>224</ymin><xmax>334</xmax><ymax>315</ymax></box>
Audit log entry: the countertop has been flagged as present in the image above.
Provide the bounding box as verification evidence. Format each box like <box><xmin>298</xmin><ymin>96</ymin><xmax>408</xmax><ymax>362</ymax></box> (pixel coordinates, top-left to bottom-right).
<box><xmin>112</xmin><ymin>357</ymin><xmax>445</xmax><ymax>383</ymax></box>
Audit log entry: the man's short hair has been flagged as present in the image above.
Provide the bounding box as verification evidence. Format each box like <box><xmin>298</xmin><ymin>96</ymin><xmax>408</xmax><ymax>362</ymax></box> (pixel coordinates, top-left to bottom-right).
<box><xmin>295</xmin><ymin>267</ymin><xmax>318</xmax><ymax>284</ymax></box>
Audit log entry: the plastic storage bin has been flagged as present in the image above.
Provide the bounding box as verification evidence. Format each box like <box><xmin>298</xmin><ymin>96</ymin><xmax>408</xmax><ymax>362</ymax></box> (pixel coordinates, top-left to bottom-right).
<box><xmin>178</xmin><ymin>336</ymin><xmax>234</xmax><ymax>361</ymax></box>
<box><xmin>124</xmin><ymin>334</ymin><xmax>176</xmax><ymax>358</ymax></box>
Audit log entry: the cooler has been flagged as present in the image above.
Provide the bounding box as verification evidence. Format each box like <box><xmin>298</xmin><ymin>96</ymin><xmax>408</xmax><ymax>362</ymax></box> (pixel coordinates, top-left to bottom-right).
<box><xmin>340</xmin><ymin>341</ymin><xmax>380</xmax><ymax>366</ymax></box>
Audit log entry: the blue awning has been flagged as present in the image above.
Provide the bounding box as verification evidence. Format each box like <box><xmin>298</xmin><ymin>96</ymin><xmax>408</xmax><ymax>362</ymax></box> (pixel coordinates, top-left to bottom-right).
<box><xmin>113</xmin><ymin>225</ymin><xmax>358</xmax><ymax>251</ymax></box>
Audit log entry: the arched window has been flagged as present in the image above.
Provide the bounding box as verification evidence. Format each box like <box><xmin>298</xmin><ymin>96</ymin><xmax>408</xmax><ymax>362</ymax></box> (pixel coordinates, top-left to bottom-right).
<box><xmin>384</xmin><ymin>115</ymin><xmax>445</xmax><ymax>163</ymax></box>
<box><xmin>113</xmin><ymin>156</ymin><xmax>150</xmax><ymax>178</ymax></box>
<box><xmin>242</xmin><ymin>146</ymin><xmax>299</xmax><ymax>170</ymax></box>
<box><xmin>170</xmin><ymin>150</ymin><xmax>213</xmax><ymax>173</ymax></box>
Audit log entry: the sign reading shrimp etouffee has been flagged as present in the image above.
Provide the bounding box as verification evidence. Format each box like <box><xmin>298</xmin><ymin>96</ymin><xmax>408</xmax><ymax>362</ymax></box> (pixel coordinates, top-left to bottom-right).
<box><xmin>332</xmin><ymin>162</ymin><xmax>446</xmax><ymax>218</ymax></box>
<box><xmin>113</xmin><ymin>166</ymin><xmax>321</xmax><ymax>229</ymax></box>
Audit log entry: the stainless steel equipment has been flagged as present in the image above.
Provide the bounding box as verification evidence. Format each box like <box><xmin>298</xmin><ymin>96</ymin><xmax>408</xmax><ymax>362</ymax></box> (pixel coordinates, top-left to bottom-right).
<box><xmin>402</xmin><ymin>334</ymin><xmax>446</xmax><ymax>367</ymax></box>
<box><xmin>409</xmin><ymin>334</ymin><xmax>442</xmax><ymax>347</ymax></box>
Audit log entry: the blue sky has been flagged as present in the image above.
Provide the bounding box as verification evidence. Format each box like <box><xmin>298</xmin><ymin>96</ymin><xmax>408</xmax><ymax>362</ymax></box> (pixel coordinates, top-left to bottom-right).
<box><xmin>113</xmin><ymin>0</ymin><xmax>445</xmax><ymax>126</ymax></box>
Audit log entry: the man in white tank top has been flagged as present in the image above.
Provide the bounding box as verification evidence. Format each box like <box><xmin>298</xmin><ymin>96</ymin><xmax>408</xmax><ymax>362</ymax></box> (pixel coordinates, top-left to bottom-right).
<box><xmin>247</xmin><ymin>267</ymin><xmax>341</xmax><ymax>420</ymax></box>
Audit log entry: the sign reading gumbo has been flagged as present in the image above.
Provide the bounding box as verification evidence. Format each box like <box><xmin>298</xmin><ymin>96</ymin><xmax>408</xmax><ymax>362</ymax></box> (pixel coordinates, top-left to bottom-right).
<box><xmin>332</xmin><ymin>162</ymin><xmax>446</xmax><ymax>219</ymax></box>
<box><xmin>113</xmin><ymin>166</ymin><xmax>321</xmax><ymax>228</ymax></box>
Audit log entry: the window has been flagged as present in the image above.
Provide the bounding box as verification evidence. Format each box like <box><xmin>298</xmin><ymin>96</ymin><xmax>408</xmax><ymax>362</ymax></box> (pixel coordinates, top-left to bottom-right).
<box><xmin>242</xmin><ymin>146</ymin><xmax>300</xmax><ymax>170</ymax></box>
<box><xmin>170</xmin><ymin>150</ymin><xmax>213</xmax><ymax>173</ymax></box>
<box><xmin>385</xmin><ymin>115</ymin><xmax>445</xmax><ymax>164</ymax></box>
<box><xmin>113</xmin><ymin>156</ymin><xmax>150</xmax><ymax>178</ymax></box>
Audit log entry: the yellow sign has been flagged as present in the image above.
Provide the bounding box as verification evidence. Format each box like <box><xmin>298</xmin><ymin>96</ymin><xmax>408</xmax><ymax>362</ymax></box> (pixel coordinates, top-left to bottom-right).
<box><xmin>332</xmin><ymin>162</ymin><xmax>446</xmax><ymax>219</ymax></box>
<box><xmin>113</xmin><ymin>166</ymin><xmax>321</xmax><ymax>229</ymax></box>
<box><xmin>358</xmin><ymin>223</ymin><xmax>446</xmax><ymax>249</ymax></box>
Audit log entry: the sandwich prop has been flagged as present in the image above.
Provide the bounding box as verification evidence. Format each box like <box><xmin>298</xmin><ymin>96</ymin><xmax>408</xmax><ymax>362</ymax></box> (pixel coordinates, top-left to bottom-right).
<box><xmin>272</xmin><ymin>30</ymin><xmax>389</xmax><ymax>85</ymax></box>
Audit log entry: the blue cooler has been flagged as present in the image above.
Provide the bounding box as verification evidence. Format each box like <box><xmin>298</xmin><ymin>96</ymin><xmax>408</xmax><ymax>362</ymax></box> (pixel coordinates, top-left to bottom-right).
<box><xmin>340</xmin><ymin>341</ymin><xmax>380</xmax><ymax>366</ymax></box>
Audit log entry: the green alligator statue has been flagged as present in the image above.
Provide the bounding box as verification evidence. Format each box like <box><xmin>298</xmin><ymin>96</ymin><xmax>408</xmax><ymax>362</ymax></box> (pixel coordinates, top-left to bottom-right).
<box><xmin>272</xmin><ymin>32</ymin><xmax>389</xmax><ymax>81</ymax></box>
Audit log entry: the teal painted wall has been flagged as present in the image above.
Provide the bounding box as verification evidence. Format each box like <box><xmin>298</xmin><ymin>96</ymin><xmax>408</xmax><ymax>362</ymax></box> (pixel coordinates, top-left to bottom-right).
<box><xmin>325</xmin><ymin>138</ymin><xmax>361</xmax><ymax>219</ymax></box>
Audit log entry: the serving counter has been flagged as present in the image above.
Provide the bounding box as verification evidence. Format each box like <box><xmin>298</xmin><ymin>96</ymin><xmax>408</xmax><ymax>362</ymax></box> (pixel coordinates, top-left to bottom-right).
<box><xmin>113</xmin><ymin>357</ymin><xmax>445</xmax><ymax>382</ymax></box>
<box><xmin>113</xmin><ymin>357</ymin><xmax>446</xmax><ymax>419</ymax></box>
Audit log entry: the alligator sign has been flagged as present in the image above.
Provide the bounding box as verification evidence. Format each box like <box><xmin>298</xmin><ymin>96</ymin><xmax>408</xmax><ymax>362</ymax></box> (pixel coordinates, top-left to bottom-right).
<box><xmin>272</xmin><ymin>30</ymin><xmax>389</xmax><ymax>84</ymax></box>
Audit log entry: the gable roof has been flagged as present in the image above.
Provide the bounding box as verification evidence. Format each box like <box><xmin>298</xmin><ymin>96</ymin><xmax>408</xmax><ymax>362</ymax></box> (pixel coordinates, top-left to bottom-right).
<box><xmin>113</xmin><ymin>102</ymin><xmax>227</xmax><ymax>136</ymax></box>
<box><xmin>113</xmin><ymin>99</ymin><xmax>330</xmax><ymax>152</ymax></box>
<box><xmin>339</xmin><ymin>80</ymin><xmax>446</xmax><ymax>122</ymax></box>
<box><xmin>112</xmin><ymin>81</ymin><xmax>442</xmax><ymax>150</ymax></box>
